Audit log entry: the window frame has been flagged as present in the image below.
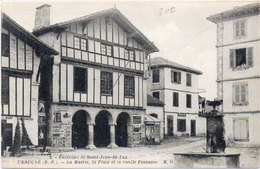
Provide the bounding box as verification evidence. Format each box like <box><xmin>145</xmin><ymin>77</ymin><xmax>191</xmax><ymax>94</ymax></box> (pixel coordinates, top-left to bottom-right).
<box><xmin>233</xmin><ymin>117</ymin><xmax>249</xmax><ymax>142</ymax></box>
<box><xmin>74</xmin><ymin>36</ymin><xmax>87</xmax><ymax>51</ymax></box>
<box><xmin>101</xmin><ymin>43</ymin><xmax>113</xmax><ymax>57</ymax></box>
<box><xmin>173</xmin><ymin>92</ymin><xmax>179</xmax><ymax>107</ymax></box>
<box><xmin>73</xmin><ymin>67</ymin><xmax>88</xmax><ymax>93</ymax></box>
<box><xmin>186</xmin><ymin>94</ymin><xmax>192</xmax><ymax>108</ymax></box>
<box><xmin>171</xmin><ymin>70</ymin><xmax>181</xmax><ymax>84</ymax></box>
<box><xmin>186</xmin><ymin>73</ymin><xmax>192</xmax><ymax>87</ymax></box>
<box><xmin>100</xmin><ymin>71</ymin><xmax>113</xmax><ymax>96</ymax></box>
<box><xmin>232</xmin><ymin>82</ymin><xmax>248</xmax><ymax>106</ymax></box>
<box><xmin>230</xmin><ymin>47</ymin><xmax>253</xmax><ymax>70</ymax></box>
<box><xmin>233</xmin><ymin>19</ymin><xmax>247</xmax><ymax>39</ymax></box>
<box><xmin>125</xmin><ymin>49</ymin><xmax>135</xmax><ymax>61</ymax></box>
<box><xmin>124</xmin><ymin>75</ymin><xmax>135</xmax><ymax>98</ymax></box>
<box><xmin>152</xmin><ymin>69</ymin><xmax>160</xmax><ymax>83</ymax></box>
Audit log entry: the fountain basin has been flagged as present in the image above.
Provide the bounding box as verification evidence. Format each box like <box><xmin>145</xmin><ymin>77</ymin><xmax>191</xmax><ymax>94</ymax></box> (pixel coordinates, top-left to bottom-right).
<box><xmin>173</xmin><ymin>152</ymin><xmax>240</xmax><ymax>168</ymax></box>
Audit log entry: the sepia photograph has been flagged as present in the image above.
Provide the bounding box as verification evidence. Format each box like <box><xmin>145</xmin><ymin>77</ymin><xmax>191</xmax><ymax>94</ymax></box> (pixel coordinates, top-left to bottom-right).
<box><xmin>1</xmin><ymin>0</ymin><xmax>260</xmax><ymax>168</ymax></box>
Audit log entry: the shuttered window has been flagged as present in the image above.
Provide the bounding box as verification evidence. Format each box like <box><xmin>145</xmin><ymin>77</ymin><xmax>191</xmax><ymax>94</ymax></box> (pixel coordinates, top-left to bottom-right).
<box><xmin>229</xmin><ymin>47</ymin><xmax>253</xmax><ymax>69</ymax></box>
<box><xmin>1</xmin><ymin>74</ymin><xmax>9</xmax><ymax>104</ymax></box>
<box><xmin>171</xmin><ymin>70</ymin><xmax>181</xmax><ymax>84</ymax></box>
<box><xmin>1</xmin><ymin>33</ymin><xmax>10</xmax><ymax>57</ymax></box>
<box><xmin>74</xmin><ymin>67</ymin><xmax>88</xmax><ymax>93</ymax></box>
<box><xmin>152</xmin><ymin>69</ymin><xmax>160</xmax><ymax>83</ymax></box>
<box><xmin>173</xmin><ymin>92</ymin><xmax>179</xmax><ymax>107</ymax></box>
<box><xmin>101</xmin><ymin>71</ymin><xmax>113</xmax><ymax>95</ymax></box>
<box><xmin>233</xmin><ymin>118</ymin><xmax>249</xmax><ymax>141</ymax></box>
<box><xmin>124</xmin><ymin>75</ymin><xmax>135</xmax><ymax>97</ymax></box>
<box><xmin>233</xmin><ymin>20</ymin><xmax>246</xmax><ymax>38</ymax></box>
<box><xmin>232</xmin><ymin>83</ymin><xmax>248</xmax><ymax>106</ymax></box>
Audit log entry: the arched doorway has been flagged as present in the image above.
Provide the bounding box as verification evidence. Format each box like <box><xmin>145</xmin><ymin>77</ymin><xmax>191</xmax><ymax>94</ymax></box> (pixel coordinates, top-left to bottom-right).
<box><xmin>72</xmin><ymin>110</ymin><xmax>90</xmax><ymax>149</ymax></box>
<box><xmin>94</xmin><ymin>110</ymin><xmax>112</xmax><ymax>147</ymax></box>
<box><xmin>150</xmin><ymin>113</ymin><xmax>158</xmax><ymax>118</ymax></box>
<box><xmin>116</xmin><ymin>112</ymin><xmax>131</xmax><ymax>147</ymax></box>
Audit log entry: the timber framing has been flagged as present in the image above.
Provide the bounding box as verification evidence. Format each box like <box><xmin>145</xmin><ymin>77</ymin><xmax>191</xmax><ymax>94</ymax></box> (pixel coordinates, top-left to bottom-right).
<box><xmin>32</xmin><ymin>8</ymin><xmax>159</xmax><ymax>53</ymax></box>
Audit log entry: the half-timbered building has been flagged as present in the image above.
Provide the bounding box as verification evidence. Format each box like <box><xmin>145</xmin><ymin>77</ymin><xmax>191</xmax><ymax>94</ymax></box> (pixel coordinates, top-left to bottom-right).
<box><xmin>32</xmin><ymin>4</ymin><xmax>158</xmax><ymax>149</ymax></box>
<box><xmin>1</xmin><ymin>13</ymin><xmax>58</xmax><ymax>152</ymax></box>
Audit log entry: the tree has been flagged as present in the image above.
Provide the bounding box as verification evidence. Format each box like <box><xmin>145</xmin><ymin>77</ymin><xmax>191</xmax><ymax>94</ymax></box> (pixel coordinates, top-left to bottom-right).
<box><xmin>12</xmin><ymin>119</ymin><xmax>21</xmax><ymax>157</ymax></box>
<box><xmin>21</xmin><ymin>118</ymin><xmax>33</xmax><ymax>148</ymax></box>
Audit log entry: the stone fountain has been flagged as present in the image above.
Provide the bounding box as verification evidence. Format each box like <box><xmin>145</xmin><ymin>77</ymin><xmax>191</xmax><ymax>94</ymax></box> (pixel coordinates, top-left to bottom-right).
<box><xmin>173</xmin><ymin>99</ymin><xmax>240</xmax><ymax>168</ymax></box>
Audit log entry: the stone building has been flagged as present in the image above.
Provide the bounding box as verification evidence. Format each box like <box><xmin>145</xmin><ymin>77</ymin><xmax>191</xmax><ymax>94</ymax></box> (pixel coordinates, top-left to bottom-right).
<box><xmin>32</xmin><ymin>5</ymin><xmax>158</xmax><ymax>149</ymax></box>
<box><xmin>147</xmin><ymin>57</ymin><xmax>206</xmax><ymax>137</ymax></box>
<box><xmin>1</xmin><ymin>13</ymin><xmax>58</xmax><ymax>150</ymax></box>
<box><xmin>207</xmin><ymin>3</ymin><xmax>260</xmax><ymax>147</ymax></box>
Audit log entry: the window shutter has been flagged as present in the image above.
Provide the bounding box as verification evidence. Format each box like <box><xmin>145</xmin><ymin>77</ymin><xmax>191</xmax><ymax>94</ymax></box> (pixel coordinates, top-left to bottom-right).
<box><xmin>245</xmin><ymin>83</ymin><xmax>249</xmax><ymax>104</ymax></box>
<box><xmin>247</xmin><ymin>47</ymin><xmax>253</xmax><ymax>67</ymax></box>
<box><xmin>232</xmin><ymin>84</ymin><xmax>235</xmax><ymax>104</ymax></box>
<box><xmin>230</xmin><ymin>49</ymin><xmax>235</xmax><ymax>68</ymax></box>
<box><xmin>241</xmin><ymin>84</ymin><xmax>246</xmax><ymax>103</ymax></box>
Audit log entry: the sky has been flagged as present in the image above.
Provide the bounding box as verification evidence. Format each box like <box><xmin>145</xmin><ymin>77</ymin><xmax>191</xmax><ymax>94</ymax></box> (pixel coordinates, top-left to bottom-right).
<box><xmin>1</xmin><ymin>0</ymin><xmax>255</xmax><ymax>100</ymax></box>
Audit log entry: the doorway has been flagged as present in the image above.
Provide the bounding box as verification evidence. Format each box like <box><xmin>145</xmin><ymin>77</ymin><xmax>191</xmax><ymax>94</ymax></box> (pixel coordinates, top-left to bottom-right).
<box><xmin>1</xmin><ymin>121</ymin><xmax>13</xmax><ymax>155</ymax></box>
<box><xmin>167</xmin><ymin>115</ymin><xmax>173</xmax><ymax>136</ymax></box>
<box><xmin>94</xmin><ymin>111</ymin><xmax>112</xmax><ymax>147</ymax></box>
<box><xmin>191</xmin><ymin>120</ymin><xmax>196</xmax><ymax>137</ymax></box>
<box><xmin>72</xmin><ymin>110</ymin><xmax>89</xmax><ymax>148</ymax></box>
<box><xmin>116</xmin><ymin>112</ymin><xmax>131</xmax><ymax>147</ymax></box>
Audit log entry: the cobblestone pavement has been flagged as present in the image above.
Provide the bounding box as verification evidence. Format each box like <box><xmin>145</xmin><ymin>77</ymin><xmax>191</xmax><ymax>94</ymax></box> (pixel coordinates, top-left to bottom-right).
<box><xmin>2</xmin><ymin>137</ymin><xmax>260</xmax><ymax>168</ymax></box>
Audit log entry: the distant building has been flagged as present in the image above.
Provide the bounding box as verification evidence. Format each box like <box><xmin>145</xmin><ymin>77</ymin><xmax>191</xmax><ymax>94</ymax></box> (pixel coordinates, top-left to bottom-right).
<box><xmin>208</xmin><ymin>3</ymin><xmax>260</xmax><ymax>147</ymax></box>
<box><xmin>147</xmin><ymin>57</ymin><xmax>206</xmax><ymax>137</ymax></box>
<box><xmin>1</xmin><ymin>13</ymin><xmax>58</xmax><ymax>151</ymax></box>
<box><xmin>32</xmin><ymin>5</ymin><xmax>158</xmax><ymax>149</ymax></box>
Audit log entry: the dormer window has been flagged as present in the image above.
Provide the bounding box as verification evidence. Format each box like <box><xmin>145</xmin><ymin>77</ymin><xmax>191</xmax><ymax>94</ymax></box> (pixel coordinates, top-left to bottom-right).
<box><xmin>234</xmin><ymin>20</ymin><xmax>246</xmax><ymax>39</ymax></box>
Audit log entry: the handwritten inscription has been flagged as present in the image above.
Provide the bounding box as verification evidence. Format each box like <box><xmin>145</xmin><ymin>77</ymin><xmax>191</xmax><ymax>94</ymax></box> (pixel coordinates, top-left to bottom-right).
<box><xmin>160</xmin><ymin>7</ymin><xmax>176</xmax><ymax>16</ymax></box>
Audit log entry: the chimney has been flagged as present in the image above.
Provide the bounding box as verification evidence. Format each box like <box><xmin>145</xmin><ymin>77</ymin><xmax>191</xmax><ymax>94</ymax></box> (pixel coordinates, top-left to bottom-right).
<box><xmin>34</xmin><ymin>4</ymin><xmax>51</xmax><ymax>30</ymax></box>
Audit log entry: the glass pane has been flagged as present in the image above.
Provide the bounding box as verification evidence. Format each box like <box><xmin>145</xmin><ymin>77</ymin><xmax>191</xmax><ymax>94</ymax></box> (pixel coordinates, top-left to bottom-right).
<box><xmin>107</xmin><ymin>45</ymin><xmax>112</xmax><ymax>56</ymax></box>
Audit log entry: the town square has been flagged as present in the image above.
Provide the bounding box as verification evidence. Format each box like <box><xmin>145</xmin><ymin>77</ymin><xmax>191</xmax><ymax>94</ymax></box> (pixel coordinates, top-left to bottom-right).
<box><xmin>1</xmin><ymin>1</ymin><xmax>260</xmax><ymax>168</ymax></box>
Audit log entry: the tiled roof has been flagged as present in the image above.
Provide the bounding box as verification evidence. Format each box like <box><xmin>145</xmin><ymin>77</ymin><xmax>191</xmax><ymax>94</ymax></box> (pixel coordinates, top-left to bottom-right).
<box><xmin>150</xmin><ymin>57</ymin><xmax>202</xmax><ymax>75</ymax></box>
<box><xmin>32</xmin><ymin>8</ymin><xmax>159</xmax><ymax>53</ymax></box>
<box><xmin>147</xmin><ymin>95</ymin><xmax>164</xmax><ymax>107</ymax></box>
<box><xmin>2</xmin><ymin>12</ymin><xmax>58</xmax><ymax>55</ymax></box>
<box><xmin>207</xmin><ymin>3</ymin><xmax>260</xmax><ymax>23</ymax></box>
